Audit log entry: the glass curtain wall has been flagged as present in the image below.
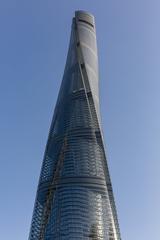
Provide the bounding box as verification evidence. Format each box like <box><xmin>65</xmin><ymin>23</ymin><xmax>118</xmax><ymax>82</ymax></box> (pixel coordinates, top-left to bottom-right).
<box><xmin>28</xmin><ymin>11</ymin><xmax>121</xmax><ymax>240</ymax></box>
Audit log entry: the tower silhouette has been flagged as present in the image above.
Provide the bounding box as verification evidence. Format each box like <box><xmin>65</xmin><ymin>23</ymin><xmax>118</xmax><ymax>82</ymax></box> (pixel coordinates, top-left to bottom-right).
<box><xmin>29</xmin><ymin>11</ymin><xmax>121</xmax><ymax>240</ymax></box>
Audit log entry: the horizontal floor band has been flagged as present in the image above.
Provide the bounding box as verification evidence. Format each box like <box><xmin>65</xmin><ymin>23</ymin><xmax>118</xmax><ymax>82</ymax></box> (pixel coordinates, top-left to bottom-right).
<box><xmin>39</xmin><ymin>176</ymin><xmax>107</xmax><ymax>190</ymax></box>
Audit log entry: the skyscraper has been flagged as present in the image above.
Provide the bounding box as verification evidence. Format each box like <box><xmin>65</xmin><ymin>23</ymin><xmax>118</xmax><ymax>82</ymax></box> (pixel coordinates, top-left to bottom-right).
<box><xmin>29</xmin><ymin>11</ymin><xmax>121</xmax><ymax>240</ymax></box>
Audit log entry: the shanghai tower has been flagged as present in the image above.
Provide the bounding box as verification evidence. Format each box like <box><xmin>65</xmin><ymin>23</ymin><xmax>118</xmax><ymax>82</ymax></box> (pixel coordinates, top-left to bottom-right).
<box><xmin>29</xmin><ymin>11</ymin><xmax>121</xmax><ymax>240</ymax></box>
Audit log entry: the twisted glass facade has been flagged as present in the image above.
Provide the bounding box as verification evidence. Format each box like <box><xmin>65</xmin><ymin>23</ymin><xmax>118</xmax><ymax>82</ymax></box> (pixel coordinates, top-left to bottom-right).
<box><xmin>29</xmin><ymin>11</ymin><xmax>121</xmax><ymax>240</ymax></box>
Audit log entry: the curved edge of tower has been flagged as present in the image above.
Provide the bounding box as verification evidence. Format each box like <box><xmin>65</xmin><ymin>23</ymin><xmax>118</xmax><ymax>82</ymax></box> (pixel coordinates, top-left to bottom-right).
<box><xmin>73</xmin><ymin>10</ymin><xmax>121</xmax><ymax>240</ymax></box>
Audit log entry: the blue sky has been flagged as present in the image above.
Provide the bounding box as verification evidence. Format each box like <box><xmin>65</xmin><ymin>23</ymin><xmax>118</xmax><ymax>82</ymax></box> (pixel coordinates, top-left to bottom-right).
<box><xmin>0</xmin><ymin>0</ymin><xmax>160</xmax><ymax>239</ymax></box>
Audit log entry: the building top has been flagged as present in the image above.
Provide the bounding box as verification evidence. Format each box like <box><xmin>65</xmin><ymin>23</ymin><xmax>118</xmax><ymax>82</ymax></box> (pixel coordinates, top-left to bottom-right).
<box><xmin>75</xmin><ymin>10</ymin><xmax>94</xmax><ymax>18</ymax></box>
<box><xmin>75</xmin><ymin>10</ymin><xmax>95</xmax><ymax>28</ymax></box>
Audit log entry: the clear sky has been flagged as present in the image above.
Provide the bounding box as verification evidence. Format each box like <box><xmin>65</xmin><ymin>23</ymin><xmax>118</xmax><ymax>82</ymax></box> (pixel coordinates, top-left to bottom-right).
<box><xmin>0</xmin><ymin>0</ymin><xmax>160</xmax><ymax>239</ymax></box>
